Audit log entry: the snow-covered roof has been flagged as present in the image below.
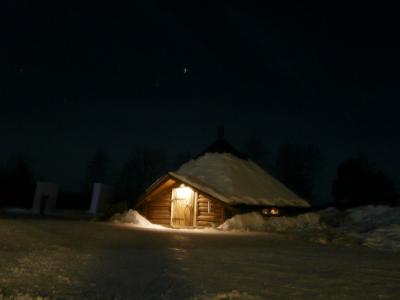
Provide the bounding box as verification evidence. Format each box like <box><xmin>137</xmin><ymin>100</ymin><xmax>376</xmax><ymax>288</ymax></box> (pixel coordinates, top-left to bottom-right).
<box><xmin>169</xmin><ymin>153</ymin><xmax>310</xmax><ymax>207</ymax></box>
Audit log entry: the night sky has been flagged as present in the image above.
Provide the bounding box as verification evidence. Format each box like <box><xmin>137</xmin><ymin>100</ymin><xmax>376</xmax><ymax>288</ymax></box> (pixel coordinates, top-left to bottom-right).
<box><xmin>1</xmin><ymin>1</ymin><xmax>399</xmax><ymax>202</ymax></box>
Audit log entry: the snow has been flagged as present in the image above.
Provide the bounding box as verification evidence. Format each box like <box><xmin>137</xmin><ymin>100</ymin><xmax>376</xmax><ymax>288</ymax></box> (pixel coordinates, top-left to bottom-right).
<box><xmin>218</xmin><ymin>212</ymin><xmax>266</xmax><ymax>231</ymax></box>
<box><xmin>322</xmin><ymin>205</ymin><xmax>400</xmax><ymax>251</ymax></box>
<box><xmin>218</xmin><ymin>212</ymin><xmax>321</xmax><ymax>232</ymax></box>
<box><xmin>170</xmin><ymin>153</ymin><xmax>309</xmax><ymax>207</ymax></box>
<box><xmin>218</xmin><ymin>206</ymin><xmax>400</xmax><ymax>252</ymax></box>
<box><xmin>1</xmin><ymin>207</ymin><xmax>37</xmax><ymax>215</ymax></box>
<box><xmin>110</xmin><ymin>209</ymin><xmax>166</xmax><ymax>229</ymax></box>
<box><xmin>0</xmin><ymin>218</ymin><xmax>400</xmax><ymax>299</ymax></box>
<box><xmin>108</xmin><ymin>206</ymin><xmax>400</xmax><ymax>252</ymax></box>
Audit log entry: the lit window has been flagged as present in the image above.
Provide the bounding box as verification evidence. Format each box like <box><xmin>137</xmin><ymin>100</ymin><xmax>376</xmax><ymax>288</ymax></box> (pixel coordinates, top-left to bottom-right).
<box><xmin>261</xmin><ymin>208</ymin><xmax>280</xmax><ymax>215</ymax></box>
<box><xmin>270</xmin><ymin>208</ymin><xmax>279</xmax><ymax>215</ymax></box>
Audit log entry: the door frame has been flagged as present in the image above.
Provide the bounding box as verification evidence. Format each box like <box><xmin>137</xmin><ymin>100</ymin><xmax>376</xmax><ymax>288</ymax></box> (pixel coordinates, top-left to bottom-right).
<box><xmin>170</xmin><ymin>188</ymin><xmax>198</xmax><ymax>228</ymax></box>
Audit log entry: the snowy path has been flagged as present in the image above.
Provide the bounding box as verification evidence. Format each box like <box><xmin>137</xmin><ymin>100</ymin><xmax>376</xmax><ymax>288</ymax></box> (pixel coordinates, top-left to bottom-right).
<box><xmin>0</xmin><ymin>219</ymin><xmax>399</xmax><ymax>299</ymax></box>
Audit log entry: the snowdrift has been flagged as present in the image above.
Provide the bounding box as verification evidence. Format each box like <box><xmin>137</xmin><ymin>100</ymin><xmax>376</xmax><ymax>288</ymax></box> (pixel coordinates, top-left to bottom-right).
<box><xmin>219</xmin><ymin>206</ymin><xmax>400</xmax><ymax>251</ymax></box>
<box><xmin>218</xmin><ymin>212</ymin><xmax>320</xmax><ymax>232</ymax></box>
<box><xmin>111</xmin><ymin>206</ymin><xmax>400</xmax><ymax>252</ymax></box>
<box><xmin>320</xmin><ymin>205</ymin><xmax>400</xmax><ymax>251</ymax></box>
<box><xmin>110</xmin><ymin>209</ymin><xmax>166</xmax><ymax>229</ymax></box>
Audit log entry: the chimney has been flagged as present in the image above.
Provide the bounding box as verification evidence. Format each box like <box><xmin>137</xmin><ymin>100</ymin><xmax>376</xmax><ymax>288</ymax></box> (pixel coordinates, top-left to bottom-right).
<box><xmin>217</xmin><ymin>125</ymin><xmax>225</xmax><ymax>140</ymax></box>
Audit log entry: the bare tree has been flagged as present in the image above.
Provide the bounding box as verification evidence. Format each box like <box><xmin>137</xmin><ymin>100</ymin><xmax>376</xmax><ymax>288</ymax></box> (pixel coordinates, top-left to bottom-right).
<box><xmin>116</xmin><ymin>147</ymin><xmax>168</xmax><ymax>203</ymax></box>
<box><xmin>171</xmin><ymin>150</ymin><xmax>192</xmax><ymax>170</ymax></box>
<box><xmin>0</xmin><ymin>157</ymin><xmax>36</xmax><ymax>208</ymax></box>
<box><xmin>274</xmin><ymin>143</ymin><xmax>321</xmax><ymax>203</ymax></box>
<box><xmin>83</xmin><ymin>150</ymin><xmax>112</xmax><ymax>192</ymax></box>
<box><xmin>243</xmin><ymin>136</ymin><xmax>268</xmax><ymax>167</ymax></box>
<box><xmin>332</xmin><ymin>157</ymin><xmax>398</xmax><ymax>208</ymax></box>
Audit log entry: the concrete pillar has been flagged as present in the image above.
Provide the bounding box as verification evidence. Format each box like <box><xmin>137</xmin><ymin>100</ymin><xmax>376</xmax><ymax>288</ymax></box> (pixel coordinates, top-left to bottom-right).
<box><xmin>88</xmin><ymin>183</ymin><xmax>114</xmax><ymax>215</ymax></box>
<box><xmin>32</xmin><ymin>182</ymin><xmax>59</xmax><ymax>214</ymax></box>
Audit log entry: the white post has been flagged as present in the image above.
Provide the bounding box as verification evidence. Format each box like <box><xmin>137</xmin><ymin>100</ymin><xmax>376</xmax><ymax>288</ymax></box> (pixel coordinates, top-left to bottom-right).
<box><xmin>88</xmin><ymin>183</ymin><xmax>114</xmax><ymax>215</ymax></box>
<box><xmin>32</xmin><ymin>182</ymin><xmax>59</xmax><ymax>214</ymax></box>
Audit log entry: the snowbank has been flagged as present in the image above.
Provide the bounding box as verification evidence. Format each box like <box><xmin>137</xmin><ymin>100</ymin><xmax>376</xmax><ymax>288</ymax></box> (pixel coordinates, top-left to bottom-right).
<box><xmin>218</xmin><ymin>212</ymin><xmax>266</xmax><ymax>231</ymax></box>
<box><xmin>110</xmin><ymin>210</ymin><xmax>166</xmax><ymax>229</ymax></box>
<box><xmin>218</xmin><ymin>212</ymin><xmax>320</xmax><ymax>232</ymax></box>
<box><xmin>1</xmin><ymin>207</ymin><xmax>37</xmax><ymax>215</ymax></box>
<box><xmin>327</xmin><ymin>205</ymin><xmax>400</xmax><ymax>251</ymax></box>
<box><xmin>109</xmin><ymin>206</ymin><xmax>400</xmax><ymax>252</ymax></box>
<box><xmin>219</xmin><ymin>206</ymin><xmax>400</xmax><ymax>252</ymax></box>
<box><xmin>264</xmin><ymin>213</ymin><xmax>321</xmax><ymax>232</ymax></box>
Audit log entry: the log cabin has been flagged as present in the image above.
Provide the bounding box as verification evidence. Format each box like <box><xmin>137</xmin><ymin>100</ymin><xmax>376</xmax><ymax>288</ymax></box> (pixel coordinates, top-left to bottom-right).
<box><xmin>135</xmin><ymin>128</ymin><xmax>310</xmax><ymax>228</ymax></box>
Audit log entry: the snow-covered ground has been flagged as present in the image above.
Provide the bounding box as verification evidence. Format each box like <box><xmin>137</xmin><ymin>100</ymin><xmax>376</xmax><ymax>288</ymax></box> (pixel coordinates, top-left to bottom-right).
<box><xmin>113</xmin><ymin>206</ymin><xmax>400</xmax><ymax>252</ymax></box>
<box><xmin>217</xmin><ymin>206</ymin><xmax>400</xmax><ymax>252</ymax></box>
<box><xmin>1</xmin><ymin>216</ymin><xmax>400</xmax><ymax>299</ymax></box>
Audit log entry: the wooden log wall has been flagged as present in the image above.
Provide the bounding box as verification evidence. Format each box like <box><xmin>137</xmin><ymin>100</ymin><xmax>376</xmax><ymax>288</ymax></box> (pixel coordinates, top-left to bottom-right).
<box><xmin>140</xmin><ymin>188</ymin><xmax>172</xmax><ymax>226</ymax></box>
<box><xmin>196</xmin><ymin>193</ymin><xmax>225</xmax><ymax>227</ymax></box>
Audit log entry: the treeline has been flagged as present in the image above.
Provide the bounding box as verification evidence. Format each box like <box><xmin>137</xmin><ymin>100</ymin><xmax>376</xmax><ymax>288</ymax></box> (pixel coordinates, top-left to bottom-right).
<box><xmin>1</xmin><ymin>140</ymin><xmax>399</xmax><ymax>209</ymax></box>
<box><xmin>82</xmin><ymin>147</ymin><xmax>189</xmax><ymax>205</ymax></box>
<box><xmin>80</xmin><ymin>141</ymin><xmax>400</xmax><ymax>208</ymax></box>
<box><xmin>244</xmin><ymin>138</ymin><xmax>399</xmax><ymax>208</ymax></box>
<box><xmin>0</xmin><ymin>158</ymin><xmax>36</xmax><ymax>208</ymax></box>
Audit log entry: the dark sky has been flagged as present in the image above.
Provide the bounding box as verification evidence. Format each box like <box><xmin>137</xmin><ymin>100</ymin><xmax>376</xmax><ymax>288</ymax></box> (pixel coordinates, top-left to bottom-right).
<box><xmin>1</xmin><ymin>1</ymin><xmax>399</xmax><ymax>201</ymax></box>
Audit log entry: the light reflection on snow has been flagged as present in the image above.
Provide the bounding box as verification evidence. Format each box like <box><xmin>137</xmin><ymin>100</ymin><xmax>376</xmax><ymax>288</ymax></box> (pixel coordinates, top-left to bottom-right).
<box><xmin>1</xmin><ymin>218</ymin><xmax>400</xmax><ymax>299</ymax></box>
<box><xmin>168</xmin><ymin>247</ymin><xmax>189</xmax><ymax>261</ymax></box>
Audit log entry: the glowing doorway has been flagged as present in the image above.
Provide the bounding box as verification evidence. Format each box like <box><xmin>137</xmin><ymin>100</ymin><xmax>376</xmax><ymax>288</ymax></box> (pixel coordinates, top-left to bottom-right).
<box><xmin>171</xmin><ymin>185</ymin><xmax>195</xmax><ymax>227</ymax></box>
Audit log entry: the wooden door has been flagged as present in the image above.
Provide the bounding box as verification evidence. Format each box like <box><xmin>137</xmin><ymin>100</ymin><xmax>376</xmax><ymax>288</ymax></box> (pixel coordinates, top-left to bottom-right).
<box><xmin>171</xmin><ymin>187</ymin><xmax>195</xmax><ymax>227</ymax></box>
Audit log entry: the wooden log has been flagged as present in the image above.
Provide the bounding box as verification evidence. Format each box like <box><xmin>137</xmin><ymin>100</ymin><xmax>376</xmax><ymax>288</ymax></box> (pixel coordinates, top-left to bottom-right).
<box><xmin>148</xmin><ymin>201</ymin><xmax>170</xmax><ymax>206</ymax></box>
<box><xmin>148</xmin><ymin>206</ymin><xmax>169</xmax><ymax>211</ymax></box>
<box><xmin>148</xmin><ymin>212</ymin><xmax>170</xmax><ymax>218</ymax></box>
<box><xmin>196</xmin><ymin>221</ymin><xmax>213</xmax><ymax>227</ymax></box>
<box><xmin>150</xmin><ymin>221</ymin><xmax>170</xmax><ymax>226</ymax></box>
<box><xmin>148</xmin><ymin>204</ymin><xmax>170</xmax><ymax>209</ymax></box>
<box><xmin>197</xmin><ymin>199</ymin><xmax>210</xmax><ymax>204</ymax></box>
<box><xmin>198</xmin><ymin>207</ymin><xmax>209</xmax><ymax>212</ymax></box>
<box><xmin>148</xmin><ymin>208</ymin><xmax>170</xmax><ymax>213</ymax></box>
<box><xmin>148</xmin><ymin>218</ymin><xmax>170</xmax><ymax>224</ymax></box>
<box><xmin>149</xmin><ymin>193</ymin><xmax>170</xmax><ymax>200</ymax></box>
<box><xmin>147</xmin><ymin>209</ymin><xmax>171</xmax><ymax>215</ymax></box>
<box><xmin>148</xmin><ymin>218</ymin><xmax>170</xmax><ymax>222</ymax></box>
<box><xmin>198</xmin><ymin>207</ymin><xmax>223</xmax><ymax>214</ymax></box>
<box><xmin>198</xmin><ymin>204</ymin><xmax>222</xmax><ymax>210</ymax></box>
<box><xmin>148</xmin><ymin>216</ymin><xmax>170</xmax><ymax>220</ymax></box>
<box><xmin>148</xmin><ymin>207</ymin><xmax>170</xmax><ymax>214</ymax></box>
<box><xmin>198</xmin><ymin>212</ymin><xmax>219</xmax><ymax>217</ymax></box>
<box><xmin>197</xmin><ymin>215</ymin><xmax>219</xmax><ymax>222</ymax></box>
<box><xmin>149</xmin><ymin>199</ymin><xmax>171</xmax><ymax>204</ymax></box>
<box><xmin>148</xmin><ymin>207</ymin><xmax>169</xmax><ymax>211</ymax></box>
<box><xmin>198</xmin><ymin>212</ymin><xmax>222</xmax><ymax>218</ymax></box>
<box><xmin>147</xmin><ymin>213</ymin><xmax>170</xmax><ymax>220</ymax></box>
<box><xmin>154</xmin><ymin>195</ymin><xmax>170</xmax><ymax>200</ymax></box>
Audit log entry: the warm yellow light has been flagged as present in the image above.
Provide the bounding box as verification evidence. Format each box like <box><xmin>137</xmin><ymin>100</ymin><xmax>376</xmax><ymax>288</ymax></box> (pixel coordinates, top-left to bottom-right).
<box><xmin>270</xmin><ymin>208</ymin><xmax>279</xmax><ymax>215</ymax></box>
<box><xmin>173</xmin><ymin>185</ymin><xmax>193</xmax><ymax>201</ymax></box>
<box><xmin>261</xmin><ymin>208</ymin><xmax>280</xmax><ymax>215</ymax></box>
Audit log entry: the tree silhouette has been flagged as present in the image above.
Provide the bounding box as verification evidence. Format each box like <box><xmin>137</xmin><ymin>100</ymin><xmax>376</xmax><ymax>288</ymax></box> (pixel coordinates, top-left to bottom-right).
<box><xmin>332</xmin><ymin>157</ymin><xmax>398</xmax><ymax>207</ymax></box>
<box><xmin>243</xmin><ymin>136</ymin><xmax>268</xmax><ymax>168</ymax></box>
<box><xmin>0</xmin><ymin>158</ymin><xmax>36</xmax><ymax>208</ymax></box>
<box><xmin>274</xmin><ymin>143</ymin><xmax>321</xmax><ymax>203</ymax></box>
<box><xmin>116</xmin><ymin>147</ymin><xmax>168</xmax><ymax>203</ymax></box>
<box><xmin>171</xmin><ymin>150</ymin><xmax>192</xmax><ymax>170</ymax></box>
<box><xmin>83</xmin><ymin>150</ymin><xmax>112</xmax><ymax>193</ymax></box>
